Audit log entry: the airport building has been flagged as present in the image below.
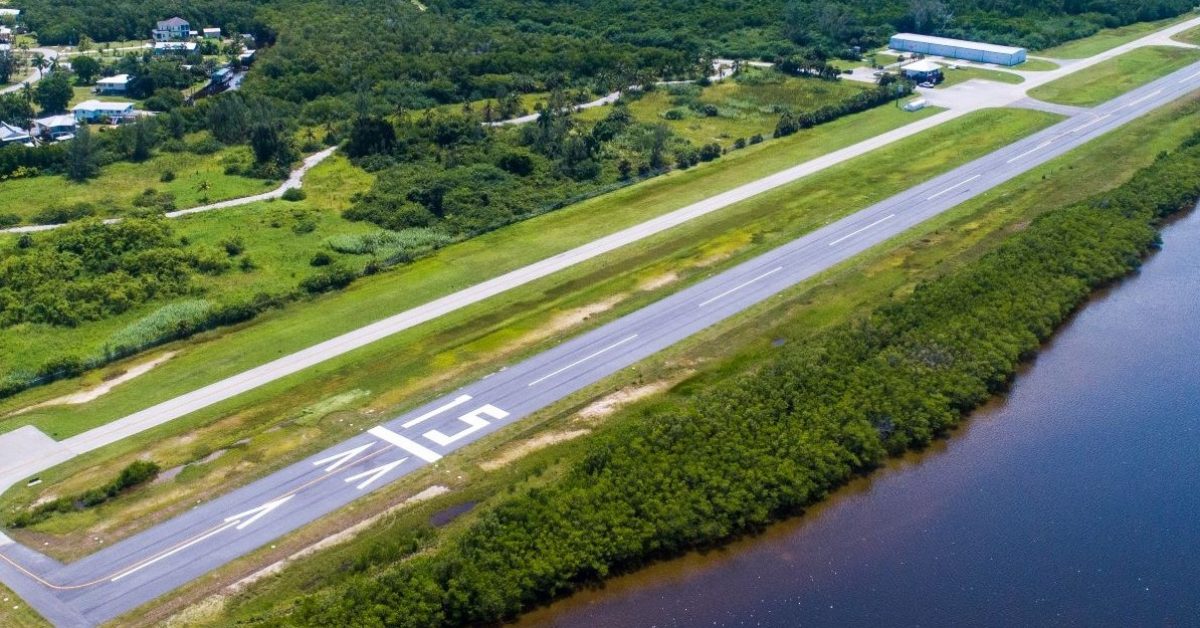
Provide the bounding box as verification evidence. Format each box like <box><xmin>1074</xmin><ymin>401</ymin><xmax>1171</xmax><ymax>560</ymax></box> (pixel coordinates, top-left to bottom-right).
<box><xmin>889</xmin><ymin>33</ymin><xmax>1027</xmax><ymax>66</ymax></box>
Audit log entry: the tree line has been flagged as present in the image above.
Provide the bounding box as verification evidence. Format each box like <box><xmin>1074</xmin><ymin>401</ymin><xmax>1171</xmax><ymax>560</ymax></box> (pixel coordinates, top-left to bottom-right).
<box><xmin>281</xmin><ymin>126</ymin><xmax>1200</xmax><ymax>628</ymax></box>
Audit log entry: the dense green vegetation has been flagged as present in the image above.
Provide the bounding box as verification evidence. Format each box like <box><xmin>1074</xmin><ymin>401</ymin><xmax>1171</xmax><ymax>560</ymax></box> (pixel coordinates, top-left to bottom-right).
<box><xmin>287</xmin><ymin>128</ymin><xmax>1200</xmax><ymax>627</ymax></box>
<box><xmin>7</xmin><ymin>460</ymin><xmax>159</xmax><ymax>528</ymax></box>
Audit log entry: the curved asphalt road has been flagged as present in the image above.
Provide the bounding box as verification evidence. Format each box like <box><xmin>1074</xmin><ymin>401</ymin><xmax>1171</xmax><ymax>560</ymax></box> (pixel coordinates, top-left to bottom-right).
<box><xmin>4</xmin><ymin>59</ymin><xmax>1200</xmax><ymax>627</ymax></box>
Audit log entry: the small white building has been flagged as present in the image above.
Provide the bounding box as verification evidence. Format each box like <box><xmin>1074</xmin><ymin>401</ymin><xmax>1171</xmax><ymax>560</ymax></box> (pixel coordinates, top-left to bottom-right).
<box><xmin>152</xmin><ymin>17</ymin><xmax>191</xmax><ymax>42</ymax></box>
<box><xmin>73</xmin><ymin>100</ymin><xmax>136</xmax><ymax>124</ymax></box>
<box><xmin>154</xmin><ymin>41</ymin><xmax>198</xmax><ymax>55</ymax></box>
<box><xmin>202</xmin><ymin>27</ymin><xmax>221</xmax><ymax>39</ymax></box>
<box><xmin>96</xmin><ymin>74</ymin><xmax>131</xmax><ymax>94</ymax></box>
<box><xmin>0</xmin><ymin>121</ymin><xmax>31</xmax><ymax>145</ymax></box>
<box><xmin>34</xmin><ymin>114</ymin><xmax>78</xmax><ymax>141</ymax></box>
<box><xmin>903</xmin><ymin>98</ymin><xmax>928</xmax><ymax>112</ymax></box>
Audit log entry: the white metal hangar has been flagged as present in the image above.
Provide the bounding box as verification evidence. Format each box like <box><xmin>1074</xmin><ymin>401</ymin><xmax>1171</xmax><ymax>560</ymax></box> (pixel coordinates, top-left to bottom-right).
<box><xmin>889</xmin><ymin>33</ymin><xmax>1027</xmax><ymax>66</ymax></box>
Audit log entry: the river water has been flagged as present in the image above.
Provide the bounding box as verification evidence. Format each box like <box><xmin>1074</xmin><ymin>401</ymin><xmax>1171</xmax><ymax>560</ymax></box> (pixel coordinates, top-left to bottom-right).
<box><xmin>521</xmin><ymin>209</ymin><xmax>1200</xmax><ymax>627</ymax></box>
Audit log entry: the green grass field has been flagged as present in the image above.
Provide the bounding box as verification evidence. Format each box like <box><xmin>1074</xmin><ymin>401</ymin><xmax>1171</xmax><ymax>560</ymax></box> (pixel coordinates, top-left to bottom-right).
<box><xmin>0</xmin><ymin>108</ymin><xmax>1060</xmax><ymax>558</ymax></box>
<box><xmin>0</xmin><ymin>582</ymin><xmax>48</xmax><ymax>628</ymax></box>
<box><xmin>166</xmin><ymin>94</ymin><xmax>1200</xmax><ymax>628</ymax></box>
<box><xmin>0</xmin><ymin>137</ymin><xmax>273</xmax><ymax>225</ymax></box>
<box><xmin>936</xmin><ymin>65</ymin><xmax>1024</xmax><ymax>88</ymax></box>
<box><xmin>1028</xmin><ymin>46</ymin><xmax>1200</xmax><ymax>107</ymax></box>
<box><xmin>1039</xmin><ymin>13</ymin><xmax>1198</xmax><ymax>58</ymax></box>
<box><xmin>1015</xmin><ymin>58</ymin><xmax>1059</xmax><ymax>71</ymax></box>
<box><xmin>0</xmin><ymin>101</ymin><xmax>940</xmax><ymax>428</ymax></box>
<box><xmin>579</xmin><ymin>67</ymin><xmax>871</xmax><ymax>145</ymax></box>
<box><xmin>1172</xmin><ymin>24</ymin><xmax>1200</xmax><ymax>45</ymax></box>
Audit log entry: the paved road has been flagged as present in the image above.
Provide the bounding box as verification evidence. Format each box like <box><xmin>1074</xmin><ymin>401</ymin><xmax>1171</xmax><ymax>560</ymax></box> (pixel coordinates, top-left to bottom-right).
<box><xmin>0</xmin><ymin>48</ymin><xmax>57</xmax><ymax>95</ymax></box>
<box><xmin>4</xmin><ymin>49</ymin><xmax>1200</xmax><ymax>628</ymax></box>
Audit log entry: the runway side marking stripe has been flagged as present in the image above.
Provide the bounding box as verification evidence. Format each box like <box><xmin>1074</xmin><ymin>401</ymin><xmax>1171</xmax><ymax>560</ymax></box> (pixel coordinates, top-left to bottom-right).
<box><xmin>527</xmin><ymin>334</ymin><xmax>640</xmax><ymax>387</ymax></box>
<box><xmin>313</xmin><ymin>443</ymin><xmax>373</xmax><ymax>472</ymax></box>
<box><xmin>345</xmin><ymin>459</ymin><xmax>407</xmax><ymax>490</ymax></box>
<box><xmin>402</xmin><ymin>394</ymin><xmax>473</xmax><ymax>428</ymax></box>
<box><xmin>697</xmin><ymin>266</ymin><xmax>784</xmax><ymax>308</ymax></box>
<box><xmin>926</xmin><ymin>174</ymin><xmax>981</xmax><ymax>201</ymax></box>
<box><xmin>369</xmin><ymin>426</ymin><xmax>443</xmax><ymax>462</ymax></box>
<box><xmin>1180</xmin><ymin>70</ymin><xmax>1200</xmax><ymax>84</ymax></box>
<box><xmin>110</xmin><ymin>520</ymin><xmax>239</xmax><ymax>582</ymax></box>
<box><xmin>828</xmin><ymin>214</ymin><xmax>895</xmax><ymax>246</ymax></box>
<box><xmin>1006</xmin><ymin>140</ymin><xmax>1054</xmax><ymax>164</ymax></box>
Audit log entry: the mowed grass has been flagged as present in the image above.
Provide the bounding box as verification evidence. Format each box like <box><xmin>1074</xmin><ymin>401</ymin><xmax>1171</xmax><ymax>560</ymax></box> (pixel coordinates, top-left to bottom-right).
<box><xmin>0</xmin><ymin>108</ymin><xmax>1060</xmax><ymax>557</ymax></box>
<box><xmin>1039</xmin><ymin>13</ymin><xmax>1198</xmax><ymax>58</ymax></box>
<box><xmin>0</xmin><ymin>138</ymin><xmax>273</xmax><ymax>225</ymax></box>
<box><xmin>0</xmin><ymin>100</ymin><xmax>944</xmax><ymax>436</ymax></box>
<box><xmin>0</xmin><ymin>583</ymin><xmax>47</xmax><ymax>628</ymax></box>
<box><xmin>1172</xmin><ymin>24</ymin><xmax>1200</xmax><ymax>45</ymax></box>
<box><xmin>1028</xmin><ymin>46</ymin><xmax>1200</xmax><ymax>106</ymax></box>
<box><xmin>1015</xmin><ymin>58</ymin><xmax>1059</xmax><ymax>71</ymax></box>
<box><xmin>580</xmin><ymin>68</ymin><xmax>871</xmax><ymax>145</ymax></box>
<box><xmin>935</xmin><ymin>65</ymin><xmax>1024</xmax><ymax>88</ymax></box>
<box><xmin>155</xmin><ymin>96</ymin><xmax>1200</xmax><ymax>628</ymax></box>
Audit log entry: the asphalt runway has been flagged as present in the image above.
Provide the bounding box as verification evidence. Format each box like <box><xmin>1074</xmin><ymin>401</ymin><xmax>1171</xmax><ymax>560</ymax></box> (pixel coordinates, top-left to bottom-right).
<box><xmin>5</xmin><ymin>59</ymin><xmax>1200</xmax><ymax>626</ymax></box>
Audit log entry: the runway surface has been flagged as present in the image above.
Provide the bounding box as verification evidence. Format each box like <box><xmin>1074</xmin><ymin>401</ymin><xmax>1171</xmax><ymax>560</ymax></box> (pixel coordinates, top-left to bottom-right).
<box><xmin>4</xmin><ymin>58</ymin><xmax>1200</xmax><ymax>626</ymax></box>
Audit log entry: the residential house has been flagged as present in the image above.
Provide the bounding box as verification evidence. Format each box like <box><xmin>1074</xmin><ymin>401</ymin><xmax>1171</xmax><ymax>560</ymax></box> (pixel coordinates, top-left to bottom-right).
<box><xmin>0</xmin><ymin>121</ymin><xmax>32</xmax><ymax>145</ymax></box>
<box><xmin>95</xmin><ymin>74</ymin><xmax>131</xmax><ymax>94</ymax></box>
<box><xmin>153</xmin><ymin>41</ymin><xmax>197</xmax><ymax>55</ymax></box>
<box><xmin>0</xmin><ymin>9</ymin><xmax>20</xmax><ymax>19</ymax></box>
<box><xmin>34</xmin><ymin>114</ymin><xmax>78</xmax><ymax>141</ymax></box>
<box><xmin>72</xmin><ymin>100</ymin><xmax>136</xmax><ymax>124</ymax></box>
<box><xmin>152</xmin><ymin>17</ymin><xmax>190</xmax><ymax>42</ymax></box>
<box><xmin>0</xmin><ymin>26</ymin><xmax>12</xmax><ymax>44</ymax></box>
<box><xmin>202</xmin><ymin>27</ymin><xmax>221</xmax><ymax>39</ymax></box>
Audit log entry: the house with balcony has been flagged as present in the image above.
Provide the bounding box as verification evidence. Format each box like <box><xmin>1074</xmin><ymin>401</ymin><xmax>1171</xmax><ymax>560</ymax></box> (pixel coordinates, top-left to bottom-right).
<box><xmin>34</xmin><ymin>114</ymin><xmax>78</xmax><ymax>141</ymax></box>
<box><xmin>96</xmin><ymin>74</ymin><xmax>131</xmax><ymax>94</ymax></box>
<box><xmin>73</xmin><ymin>100</ymin><xmax>136</xmax><ymax>124</ymax></box>
<box><xmin>152</xmin><ymin>17</ymin><xmax>190</xmax><ymax>42</ymax></box>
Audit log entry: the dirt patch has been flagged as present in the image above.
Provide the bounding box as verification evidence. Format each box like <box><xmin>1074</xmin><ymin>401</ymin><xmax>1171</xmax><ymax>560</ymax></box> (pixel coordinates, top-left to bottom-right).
<box><xmin>224</xmin><ymin>485</ymin><xmax>450</xmax><ymax>594</ymax></box>
<box><xmin>479</xmin><ymin>429</ymin><xmax>591</xmax><ymax>471</ymax></box>
<box><xmin>639</xmin><ymin>271</ymin><xmax>679</xmax><ymax>292</ymax></box>
<box><xmin>543</xmin><ymin>295</ymin><xmax>625</xmax><ymax>337</ymax></box>
<box><xmin>10</xmin><ymin>352</ymin><xmax>176</xmax><ymax>416</ymax></box>
<box><xmin>576</xmin><ymin>377</ymin><xmax>685</xmax><ymax>421</ymax></box>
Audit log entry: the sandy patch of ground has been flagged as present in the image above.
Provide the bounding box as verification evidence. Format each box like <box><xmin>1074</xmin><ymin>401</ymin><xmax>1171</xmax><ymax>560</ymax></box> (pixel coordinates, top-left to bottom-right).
<box><xmin>224</xmin><ymin>485</ymin><xmax>450</xmax><ymax>594</ymax></box>
<box><xmin>543</xmin><ymin>295</ymin><xmax>625</xmax><ymax>337</ymax></box>
<box><xmin>638</xmin><ymin>271</ymin><xmax>679</xmax><ymax>292</ymax></box>
<box><xmin>479</xmin><ymin>429</ymin><xmax>591</xmax><ymax>471</ymax></box>
<box><xmin>12</xmin><ymin>352</ymin><xmax>176</xmax><ymax>415</ymax></box>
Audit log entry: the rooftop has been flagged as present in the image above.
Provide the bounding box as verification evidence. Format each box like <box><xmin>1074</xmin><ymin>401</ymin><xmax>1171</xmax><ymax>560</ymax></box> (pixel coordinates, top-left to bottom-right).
<box><xmin>36</xmin><ymin>114</ymin><xmax>77</xmax><ymax>127</ymax></box>
<box><xmin>891</xmin><ymin>32</ymin><xmax>1026</xmax><ymax>55</ymax></box>
<box><xmin>97</xmin><ymin>74</ymin><xmax>131</xmax><ymax>84</ymax></box>
<box><xmin>74</xmin><ymin>100</ymin><xmax>135</xmax><ymax>112</ymax></box>
<box><xmin>903</xmin><ymin>60</ymin><xmax>943</xmax><ymax>73</ymax></box>
<box><xmin>158</xmin><ymin>17</ymin><xmax>189</xmax><ymax>28</ymax></box>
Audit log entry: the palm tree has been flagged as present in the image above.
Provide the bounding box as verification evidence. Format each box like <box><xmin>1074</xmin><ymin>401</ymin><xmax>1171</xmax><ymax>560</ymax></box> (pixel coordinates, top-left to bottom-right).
<box><xmin>31</xmin><ymin>52</ymin><xmax>46</xmax><ymax>77</ymax></box>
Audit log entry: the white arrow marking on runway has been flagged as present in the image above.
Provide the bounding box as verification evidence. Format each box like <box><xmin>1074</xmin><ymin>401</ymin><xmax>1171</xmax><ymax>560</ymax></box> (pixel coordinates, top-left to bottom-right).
<box><xmin>344</xmin><ymin>458</ymin><xmax>407</xmax><ymax>490</ymax></box>
<box><xmin>109</xmin><ymin>521</ymin><xmax>239</xmax><ymax>582</ymax></box>
<box><xmin>312</xmin><ymin>443</ymin><xmax>373</xmax><ymax>472</ymax></box>
<box><xmin>224</xmin><ymin>495</ymin><xmax>295</xmax><ymax>530</ymax></box>
<box><xmin>369</xmin><ymin>426</ymin><xmax>444</xmax><ymax>462</ymax></box>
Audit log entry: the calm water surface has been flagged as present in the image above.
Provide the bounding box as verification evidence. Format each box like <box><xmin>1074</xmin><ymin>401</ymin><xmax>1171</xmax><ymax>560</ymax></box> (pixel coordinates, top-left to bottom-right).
<box><xmin>521</xmin><ymin>209</ymin><xmax>1200</xmax><ymax>627</ymax></box>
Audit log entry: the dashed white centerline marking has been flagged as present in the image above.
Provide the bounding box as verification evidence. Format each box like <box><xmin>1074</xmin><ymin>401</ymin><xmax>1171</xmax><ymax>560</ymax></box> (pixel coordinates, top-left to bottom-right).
<box><xmin>697</xmin><ymin>266</ymin><xmax>784</xmax><ymax>308</ymax></box>
<box><xmin>828</xmin><ymin>214</ymin><xmax>895</xmax><ymax>246</ymax></box>
<box><xmin>926</xmin><ymin>174</ymin><xmax>981</xmax><ymax>201</ymax></box>
<box><xmin>1121</xmin><ymin>89</ymin><xmax>1163</xmax><ymax>109</ymax></box>
<box><xmin>1006</xmin><ymin>140</ymin><xmax>1054</xmax><ymax>164</ymax></box>
<box><xmin>527</xmin><ymin>334</ymin><xmax>639</xmax><ymax>387</ymax></box>
<box><xmin>369</xmin><ymin>426</ymin><xmax>443</xmax><ymax>462</ymax></box>
<box><xmin>1070</xmin><ymin>113</ymin><xmax>1111</xmax><ymax>133</ymax></box>
<box><xmin>110</xmin><ymin>521</ymin><xmax>239</xmax><ymax>582</ymax></box>
<box><xmin>1179</xmin><ymin>70</ymin><xmax>1200</xmax><ymax>84</ymax></box>
<box><xmin>402</xmin><ymin>394</ymin><xmax>473</xmax><ymax>428</ymax></box>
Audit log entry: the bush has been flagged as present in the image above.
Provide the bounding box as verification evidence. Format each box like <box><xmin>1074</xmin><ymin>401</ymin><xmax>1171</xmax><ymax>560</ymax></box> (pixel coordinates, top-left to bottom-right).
<box><xmin>32</xmin><ymin>203</ymin><xmax>94</xmax><ymax>225</ymax></box>
<box><xmin>325</xmin><ymin>228</ymin><xmax>453</xmax><ymax>263</ymax></box>
<box><xmin>8</xmin><ymin>460</ymin><xmax>160</xmax><ymax>528</ymax></box>
<box><xmin>300</xmin><ymin>264</ymin><xmax>357</xmax><ymax>294</ymax></box>
<box><xmin>0</xmin><ymin>213</ymin><xmax>19</xmax><ymax>227</ymax></box>
<box><xmin>310</xmin><ymin>251</ymin><xmax>333</xmax><ymax>266</ymax></box>
<box><xmin>281</xmin><ymin>187</ymin><xmax>307</xmax><ymax>202</ymax></box>
<box><xmin>103</xmin><ymin>300</ymin><xmax>214</xmax><ymax>357</ymax></box>
<box><xmin>159</xmin><ymin>170</ymin><xmax>176</xmax><ymax>182</ymax></box>
<box><xmin>220</xmin><ymin>236</ymin><xmax>245</xmax><ymax>256</ymax></box>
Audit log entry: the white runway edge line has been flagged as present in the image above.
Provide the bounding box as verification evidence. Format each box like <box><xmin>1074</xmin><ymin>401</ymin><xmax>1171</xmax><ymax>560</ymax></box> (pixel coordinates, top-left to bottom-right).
<box><xmin>402</xmin><ymin>394</ymin><xmax>473</xmax><ymax>429</ymax></box>
<box><xmin>697</xmin><ymin>266</ymin><xmax>784</xmax><ymax>308</ymax></box>
<box><xmin>926</xmin><ymin>174</ymin><xmax>982</xmax><ymax>201</ymax></box>
<box><xmin>828</xmin><ymin>214</ymin><xmax>896</xmax><ymax>246</ymax></box>
<box><xmin>527</xmin><ymin>334</ymin><xmax>640</xmax><ymax>387</ymax></box>
<box><xmin>368</xmin><ymin>426</ymin><xmax>443</xmax><ymax>462</ymax></box>
<box><xmin>109</xmin><ymin>521</ymin><xmax>239</xmax><ymax>582</ymax></box>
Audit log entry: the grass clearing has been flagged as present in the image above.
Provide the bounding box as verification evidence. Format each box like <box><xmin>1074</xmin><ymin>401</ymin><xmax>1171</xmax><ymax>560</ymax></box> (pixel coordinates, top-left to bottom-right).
<box><xmin>146</xmin><ymin>95</ymin><xmax>1200</xmax><ymax>628</ymax></box>
<box><xmin>1039</xmin><ymin>13</ymin><xmax>1198</xmax><ymax>58</ymax></box>
<box><xmin>936</xmin><ymin>65</ymin><xmax>1023</xmax><ymax>88</ymax></box>
<box><xmin>0</xmin><ymin>137</ymin><xmax>271</xmax><ymax>226</ymax></box>
<box><xmin>0</xmin><ymin>100</ymin><xmax>940</xmax><ymax>436</ymax></box>
<box><xmin>1028</xmin><ymin>46</ymin><xmax>1200</xmax><ymax>107</ymax></box>
<box><xmin>0</xmin><ymin>107</ymin><xmax>1059</xmax><ymax>558</ymax></box>
<box><xmin>1173</xmin><ymin>24</ymin><xmax>1200</xmax><ymax>45</ymax></box>
<box><xmin>580</xmin><ymin>67</ymin><xmax>872</xmax><ymax>145</ymax></box>
<box><xmin>1015</xmin><ymin>58</ymin><xmax>1059</xmax><ymax>71</ymax></box>
<box><xmin>0</xmin><ymin>582</ymin><xmax>48</xmax><ymax>628</ymax></box>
